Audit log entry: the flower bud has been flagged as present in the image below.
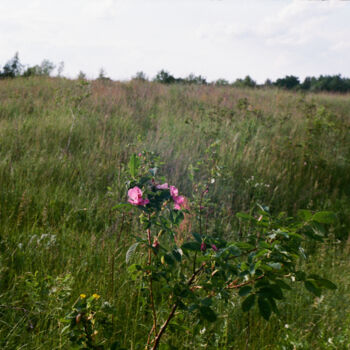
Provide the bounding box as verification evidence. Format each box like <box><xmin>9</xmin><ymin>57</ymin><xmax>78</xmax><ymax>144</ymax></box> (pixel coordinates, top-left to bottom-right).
<box><xmin>200</xmin><ymin>242</ymin><xmax>207</xmax><ymax>252</ymax></box>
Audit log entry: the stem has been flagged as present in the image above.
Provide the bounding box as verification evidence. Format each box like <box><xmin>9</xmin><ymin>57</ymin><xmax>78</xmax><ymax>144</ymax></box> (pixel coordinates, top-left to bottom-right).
<box><xmin>151</xmin><ymin>263</ymin><xmax>206</xmax><ymax>350</ymax></box>
<box><xmin>147</xmin><ymin>215</ymin><xmax>157</xmax><ymax>337</ymax></box>
<box><xmin>226</xmin><ymin>274</ymin><xmax>265</xmax><ymax>289</ymax></box>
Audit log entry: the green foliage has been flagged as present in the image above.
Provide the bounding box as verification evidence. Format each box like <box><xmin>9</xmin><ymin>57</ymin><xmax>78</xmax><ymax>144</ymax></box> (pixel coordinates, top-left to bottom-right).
<box><xmin>77</xmin><ymin>154</ymin><xmax>337</xmax><ymax>349</ymax></box>
<box><xmin>0</xmin><ymin>78</ymin><xmax>349</xmax><ymax>349</ymax></box>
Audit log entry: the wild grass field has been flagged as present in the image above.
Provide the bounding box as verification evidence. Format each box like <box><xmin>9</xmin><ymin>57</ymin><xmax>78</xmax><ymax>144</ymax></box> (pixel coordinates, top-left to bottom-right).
<box><xmin>0</xmin><ymin>77</ymin><xmax>349</xmax><ymax>349</ymax></box>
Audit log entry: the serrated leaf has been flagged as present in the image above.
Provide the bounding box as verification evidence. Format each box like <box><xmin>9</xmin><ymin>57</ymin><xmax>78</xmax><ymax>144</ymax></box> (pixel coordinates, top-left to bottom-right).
<box><xmin>312</xmin><ymin>211</ymin><xmax>337</xmax><ymax>225</ymax></box>
<box><xmin>304</xmin><ymin>280</ymin><xmax>321</xmax><ymax>297</ymax></box>
<box><xmin>258</xmin><ymin>297</ymin><xmax>271</xmax><ymax>320</ymax></box>
<box><xmin>242</xmin><ymin>294</ymin><xmax>255</xmax><ymax>312</ymax></box>
<box><xmin>126</xmin><ymin>242</ymin><xmax>139</xmax><ymax>264</ymax></box>
<box><xmin>239</xmin><ymin>286</ymin><xmax>252</xmax><ymax>297</ymax></box>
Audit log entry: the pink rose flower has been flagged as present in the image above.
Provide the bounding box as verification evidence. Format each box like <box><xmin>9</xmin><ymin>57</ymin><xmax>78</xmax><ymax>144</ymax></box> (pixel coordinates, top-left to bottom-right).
<box><xmin>170</xmin><ymin>185</ymin><xmax>178</xmax><ymax>197</ymax></box>
<box><xmin>173</xmin><ymin>195</ymin><xmax>185</xmax><ymax>210</ymax></box>
<box><xmin>170</xmin><ymin>185</ymin><xmax>185</xmax><ymax>210</ymax></box>
<box><xmin>128</xmin><ymin>186</ymin><xmax>150</xmax><ymax>206</ymax></box>
<box><xmin>156</xmin><ymin>183</ymin><xmax>169</xmax><ymax>190</ymax></box>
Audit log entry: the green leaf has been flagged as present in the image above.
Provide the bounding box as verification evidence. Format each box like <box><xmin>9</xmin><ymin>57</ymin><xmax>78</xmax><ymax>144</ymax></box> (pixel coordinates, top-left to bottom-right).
<box><xmin>239</xmin><ymin>286</ymin><xmax>252</xmax><ymax>297</ymax></box>
<box><xmin>304</xmin><ymin>280</ymin><xmax>321</xmax><ymax>297</ymax></box>
<box><xmin>275</xmin><ymin>279</ymin><xmax>292</xmax><ymax>291</ymax></box>
<box><xmin>112</xmin><ymin>203</ymin><xmax>133</xmax><ymax>211</ymax></box>
<box><xmin>308</xmin><ymin>275</ymin><xmax>337</xmax><ymax>290</ymax></box>
<box><xmin>128</xmin><ymin>153</ymin><xmax>140</xmax><ymax>178</ymax></box>
<box><xmin>258</xmin><ymin>297</ymin><xmax>271</xmax><ymax>321</ymax></box>
<box><xmin>235</xmin><ymin>242</ymin><xmax>255</xmax><ymax>250</ymax></box>
<box><xmin>126</xmin><ymin>242</ymin><xmax>139</xmax><ymax>264</ymax></box>
<box><xmin>267</xmin><ymin>262</ymin><xmax>282</xmax><ymax>270</ymax></box>
<box><xmin>181</xmin><ymin>242</ymin><xmax>201</xmax><ymax>252</ymax></box>
<box><xmin>191</xmin><ymin>232</ymin><xmax>202</xmax><ymax>243</ymax></box>
<box><xmin>317</xmin><ymin>278</ymin><xmax>337</xmax><ymax>290</ymax></box>
<box><xmin>297</xmin><ymin>209</ymin><xmax>313</xmax><ymax>221</ymax></box>
<box><xmin>164</xmin><ymin>254</ymin><xmax>175</xmax><ymax>265</ymax></box>
<box><xmin>199</xmin><ymin>306</ymin><xmax>217</xmax><ymax>322</ymax></box>
<box><xmin>312</xmin><ymin>211</ymin><xmax>337</xmax><ymax>225</ymax></box>
<box><xmin>242</xmin><ymin>294</ymin><xmax>255</xmax><ymax>312</ymax></box>
<box><xmin>174</xmin><ymin>211</ymin><xmax>184</xmax><ymax>225</ymax></box>
<box><xmin>236</xmin><ymin>212</ymin><xmax>255</xmax><ymax>221</ymax></box>
<box><xmin>228</xmin><ymin>245</ymin><xmax>241</xmax><ymax>256</ymax></box>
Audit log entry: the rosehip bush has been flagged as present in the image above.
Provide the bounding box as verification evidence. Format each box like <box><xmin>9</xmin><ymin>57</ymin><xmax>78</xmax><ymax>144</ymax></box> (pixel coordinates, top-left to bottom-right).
<box><xmin>121</xmin><ymin>153</ymin><xmax>337</xmax><ymax>349</ymax></box>
<box><xmin>64</xmin><ymin>152</ymin><xmax>337</xmax><ymax>350</ymax></box>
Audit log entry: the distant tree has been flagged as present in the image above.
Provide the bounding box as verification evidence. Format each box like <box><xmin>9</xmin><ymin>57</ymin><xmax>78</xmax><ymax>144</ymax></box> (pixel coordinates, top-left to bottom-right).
<box><xmin>215</xmin><ymin>78</ymin><xmax>229</xmax><ymax>86</ymax></box>
<box><xmin>78</xmin><ymin>71</ymin><xmax>87</xmax><ymax>80</ymax></box>
<box><xmin>133</xmin><ymin>71</ymin><xmax>148</xmax><ymax>81</ymax></box>
<box><xmin>0</xmin><ymin>52</ymin><xmax>23</xmax><ymax>78</ymax></box>
<box><xmin>57</xmin><ymin>61</ymin><xmax>65</xmax><ymax>77</ymax></box>
<box><xmin>264</xmin><ymin>78</ymin><xmax>273</xmax><ymax>87</ymax></box>
<box><xmin>274</xmin><ymin>75</ymin><xmax>300</xmax><ymax>90</ymax></box>
<box><xmin>22</xmin><ymin>59</ymin><xmax>55</xmax><ymax>77</ymax></box>
<box><xmin>98</xmin><ymin>68</ymin><xmax>106</xmax><ymax>79</ymax></box>
<box><xmin>154</xmin><ymin>70</ymin><xmax>176</xmax><ymax>84</ymax></box>
<box><xmin>184</xmin><ymin>73</ymin><xmax>207</xmax><ymax>85</ymax></box>
<box><xmin>232</xmin><ymin>75</ymin><xmax>256</xmax><ymax>88</ymax></box>
<box><xmin>40</xmin><ymin>59</ymin><xmax>55</xmax><ymax>76</ymax></box>
<box><xmin>97</xmin><ymin>68</ymin><xmax>112</xmax><ymax>82</ymax></box>
<box><xmin>300</xmin><ymin>77</ymin><xmax>313</xmax><ymax>90</ymax></box>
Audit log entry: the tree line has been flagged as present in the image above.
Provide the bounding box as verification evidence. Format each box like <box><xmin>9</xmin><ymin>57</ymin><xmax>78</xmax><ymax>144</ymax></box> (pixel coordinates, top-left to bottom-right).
<box><xmin>1</xmin><ymin>53</ymin><xmax>350</xmax><ymax>93</ymax></box>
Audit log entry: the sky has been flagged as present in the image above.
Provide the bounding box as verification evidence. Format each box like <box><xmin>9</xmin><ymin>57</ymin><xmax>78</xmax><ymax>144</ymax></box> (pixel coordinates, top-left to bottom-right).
<box><xmin>1</xmin><ymin>0</ymin><xmax>350</xmax><ymax>83</ymax></box>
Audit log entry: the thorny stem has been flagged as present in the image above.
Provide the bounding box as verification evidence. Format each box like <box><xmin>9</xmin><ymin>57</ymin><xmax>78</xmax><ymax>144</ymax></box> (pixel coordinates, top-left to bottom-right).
<box><xmin>147</xmin><ymin>214</ymin><xmax>158</xmax><ymax>338</ymax></box>
<box><xmin>150</xmin><ymin>263</ymin><xmax>206</xmax><ymax>350</ymax></box>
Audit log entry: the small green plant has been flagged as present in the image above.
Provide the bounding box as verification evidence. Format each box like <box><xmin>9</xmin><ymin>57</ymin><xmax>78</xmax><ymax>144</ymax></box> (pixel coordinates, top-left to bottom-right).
<box><xmin>63</xmin><ymin>293</ymin><xmax>119</xmax><ymax>349</ymax></box>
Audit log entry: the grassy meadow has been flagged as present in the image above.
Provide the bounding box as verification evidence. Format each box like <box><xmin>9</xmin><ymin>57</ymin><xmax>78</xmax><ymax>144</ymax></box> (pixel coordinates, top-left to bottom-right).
<box><xmin>0</xmin><ymin>77</ymin><xmax>349</xmax><ymax>349</ymax></box>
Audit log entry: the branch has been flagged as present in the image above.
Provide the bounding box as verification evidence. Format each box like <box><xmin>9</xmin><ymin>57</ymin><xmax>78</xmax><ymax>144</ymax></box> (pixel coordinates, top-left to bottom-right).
<box><xmin>226</xmin><ymin>274</ymin><xmax>265</xmax><ymax>289</ymax></box>
<box><xmin>151</xmin><ymin>263</ymin><xmax>206</xmax><ymax>350</ymax></box>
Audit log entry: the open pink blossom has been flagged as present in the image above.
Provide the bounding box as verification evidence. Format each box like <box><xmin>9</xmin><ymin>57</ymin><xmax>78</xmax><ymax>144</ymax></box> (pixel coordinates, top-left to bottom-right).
<box><xmin>156</xmin><ymin>183</ymin><xmax>169</xmax><ymax>190</ymax></box>
<box><xmin>170</xmin><ymin>186</ymin><xmax>178</xmax><ymax>198</ymax></box>
<box><xmin>128</xmin><ymin>186</ymin><xmax>149</xmax><ymax>206</ymax></box>
<box><xmin>173</xmin><ymin>195</ymin><xmax>185</xmax><ymax>210</ymax></box>
<box><xmin>170</xmin><ymin>185</ymin><xmax>186</xmax><ymax>210</ymax></box>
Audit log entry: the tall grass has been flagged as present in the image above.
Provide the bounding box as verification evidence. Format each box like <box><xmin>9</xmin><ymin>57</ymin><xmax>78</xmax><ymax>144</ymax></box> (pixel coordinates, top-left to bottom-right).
<box><xmin>0</xmin><ymin>77</ymin><xmax>349</xmax><ymax>349</ymax></box>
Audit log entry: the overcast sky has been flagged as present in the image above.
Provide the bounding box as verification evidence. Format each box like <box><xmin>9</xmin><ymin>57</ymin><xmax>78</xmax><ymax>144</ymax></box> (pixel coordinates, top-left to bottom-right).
<box><xmin>1</xmin><ymin>0</ymin><xmax>349</xmax><ymax>82</ymax></box>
